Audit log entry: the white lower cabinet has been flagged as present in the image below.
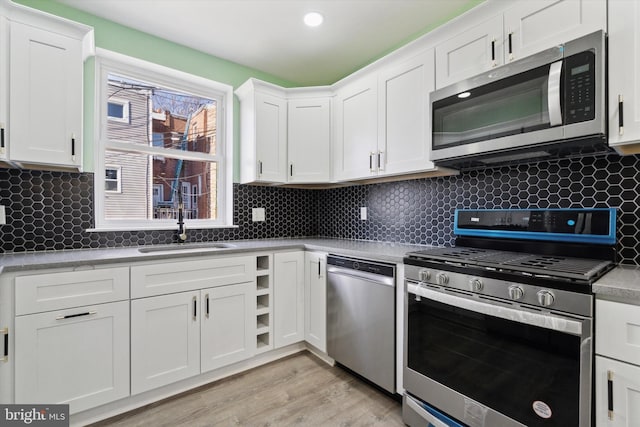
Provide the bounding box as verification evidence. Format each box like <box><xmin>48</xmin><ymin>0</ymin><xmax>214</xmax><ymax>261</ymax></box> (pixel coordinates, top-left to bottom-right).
<box><xmin>14</xmin><ymin>300</ymin><xmax>129</xmax><ymax>414</ymax></box>
<box><xmin>131</xmin><ymin>291</ymin><xmax>200</xmax><ymax>395</ymax></box>
<box><xmin>595</xmin><ymin>298</ymin><xmax>640</xmax><ymax>426</ymax></box>
<box><xmin>595</xmin><ymin>356</ymin><xmax>640</xmax><ymax>427</ymax></box>
<box><xmin>201</xmin><ymin>283</ymin><xmax>255</xmax><ymax>372</ymax></box>
<box><xmin>304</xmin><ymin>252</ymin><xmax>326</xmax><ymax>352</ymax></box>
<box><xmin>274</xmin><ymin>251</ymin><xmax>305</xmax><ymax>348</ymax></box>
<box><xmin>131</xmin><ymin>280</ymin><xmax>257</xmax><ymax>393</ymax></box>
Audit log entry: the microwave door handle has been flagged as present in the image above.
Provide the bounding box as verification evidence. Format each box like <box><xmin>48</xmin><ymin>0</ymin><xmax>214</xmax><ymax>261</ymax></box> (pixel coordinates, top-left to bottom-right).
<box><xmin>548</xmin><ymin>60</ymin><xmax>563</xmax><ymax>127</ymax></box>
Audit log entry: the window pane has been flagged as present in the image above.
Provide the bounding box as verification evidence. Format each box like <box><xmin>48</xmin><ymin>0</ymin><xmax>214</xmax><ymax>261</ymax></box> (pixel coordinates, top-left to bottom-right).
<box><xmin>105</xmin><ymin>168</ymin><xmax>119</xmax><ymax>180</ymax></box>
<box><xmin>108</xmin><ymin>102</ymin><xmax>124</xmax><ymax>118</ymax></box>
<box><xmin>104</xmin><ymin>150</ymin><xmax>217</xmax><ymax>221</ymax></box>
<box><xmin>105</xmin><ymin>181</ymin><xmax>118</xmax><ymax>192</ymax></box>
<box><xmin>107</xmin><ymin>73</ymin><xmax>217</xmax><ymax>156</ymax></box>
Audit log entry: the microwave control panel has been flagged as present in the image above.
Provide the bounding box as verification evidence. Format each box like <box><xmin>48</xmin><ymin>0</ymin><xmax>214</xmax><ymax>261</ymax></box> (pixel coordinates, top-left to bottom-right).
<box><xmin>564</xmin><ymin>51</ymin><xmax>596</xmax><ymax>124</ymax></box>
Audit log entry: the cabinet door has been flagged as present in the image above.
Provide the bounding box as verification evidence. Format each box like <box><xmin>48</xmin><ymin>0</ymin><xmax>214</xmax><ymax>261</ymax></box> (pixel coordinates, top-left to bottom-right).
<box><xmin>9</xmin><ymin>22</ymin><xmax>82</xmax><ymax>168</ymax></box>
<box><xmin>0</xmin><ymin>16</ymin><xmax>7</xmax><ymax>161</ymax></box>
<box><xmin>333</xmin><ymin>75</ymin><xmax>378</xmax><ymax>181</ymax></box>
<box><xmin>14</xmin><ymin>301</ymin><xmax>129</xmax><ymax>414</ymax></box>
<box><xmin>274</xmin><ymin>252</ymin><xmax>305</xmax><ymax>348</ymax></box>
<box><xmin>288</xmin><ymin>97</ymin><xmax>331</xmax><ymax>183</ymax></box>
<box><xmin>435</xmin><ymin>15</ymin><xmax>503</xmax><ymax>89</ymax></box>
<box><xmin>504</xmin><ymin>0</ymin><xmax>605</xmax><ymax>63</ymax></box>
<box><xmin>596</xmin><ymin>299</ymin><xmax>640</xmax><ymax>363</ymax></box>
<box><xmin>254</xmin><ymin>92</ymin><xmax>287</xmax><ymax>183</ymax></box>
<box><xmin>201</xmin><ymin>283</ymin><xmax>255</xmax><ymax>373</ymax></box>
<box><xmin>378</xmin><ymin>50</ymin><xmax>435</xmax><ymax>176</ymax></box>
<box><xmin>131</xmin><ymin>291</ymin><xmax>200</xmax><ymax>394</ymax></box>
<box><xmin>595</xmin><ymin>356</ymin><xmax>640</xmax><ymax>427</ymax></box>
<box><xmin>608</xmin><ymin>0</ymin><xmax>640</xmax><ymax>147</ymax></box>
<box><xmin>304</xmin><ymin>252</ymin><xmax>326</xmax><ymax>353</ymax></box>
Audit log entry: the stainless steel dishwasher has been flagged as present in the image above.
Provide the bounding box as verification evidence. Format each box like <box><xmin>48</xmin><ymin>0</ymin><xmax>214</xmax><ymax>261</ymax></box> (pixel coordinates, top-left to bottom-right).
<box><xmin>326</xmin><ymin>255</ymin><xmax>396</xmax><ymax>394</ymax></box>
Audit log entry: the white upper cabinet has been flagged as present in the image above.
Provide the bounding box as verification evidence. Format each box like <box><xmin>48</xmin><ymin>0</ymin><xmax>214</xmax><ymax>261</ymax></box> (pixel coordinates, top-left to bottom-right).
<box><xmin>236</xmin><ymin>80</ymin><xmax>288</xmax><ymax>184</ymax></box>
<box><xmin>1</xmin><ymin>2</ymin><xmax>93</xmax><ymax>170</ymax></box>
<box><xmin>0</xmin><ymin>15</ymin><xmax>7</xmax><ymax>162</ymax></box>
<box><xmin>504</xmin><ymin>0</ymin><xmax>606</xmax><ymax>63</ymax></box>
<box><xmin>378</xmin><ymin>49</ymin><xmax>435</xmax><ymax>176</ymax></box>
<box><xmin>236</xmin><ymin>79</ymin><xmax>332</xmax><ymax>184</ymax></box>
<box><xmin>332</xmin><ymin>74</ymin><xmax>378</xmax><ymax>181</ymax></box>
<box><xmin>608</xmin><ymin>0</ymin><xmax>640</xmax><ymax>151</ymax></box>
<box><xmin>435</xmin><ymin>0</ymin><xmax>605</xmax><ymax>90</ymax></box>
<box><xmin>287</xmin><ymin>96</ymin><xmax>331</xmax><ymax>183</ymax></box>
<box><xmin>435</xmin><ymin>15</ymin><xmax>503</xmax><ymax>89</ymax></box>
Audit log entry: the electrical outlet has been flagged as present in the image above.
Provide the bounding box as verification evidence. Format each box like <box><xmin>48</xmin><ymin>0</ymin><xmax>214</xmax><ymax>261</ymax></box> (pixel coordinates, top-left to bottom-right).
<box><xmin>360</xmin><ymin>207</ymin><xmax>367</xmax><ymax>221</ymax></box>
<box><xmin>252</xmin><ymin>207</ymin><xmax>265</xmax><ymax>222</ymax></box>
<box><xmin>0</xmin><ymin>205</ymin><xmax>5</xmax><ymax>225</ymax></box>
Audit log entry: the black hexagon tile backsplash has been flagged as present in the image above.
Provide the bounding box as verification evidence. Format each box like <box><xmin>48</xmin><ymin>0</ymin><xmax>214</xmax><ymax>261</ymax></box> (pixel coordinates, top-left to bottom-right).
<box><xmin>1</xmin><ymin>153</ymin><xmax>640</xmax><ymax>265</ymax></box>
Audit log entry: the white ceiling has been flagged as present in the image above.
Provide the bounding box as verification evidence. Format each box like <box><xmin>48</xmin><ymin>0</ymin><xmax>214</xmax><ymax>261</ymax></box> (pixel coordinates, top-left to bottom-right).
<box><xmin>57</xmin><ymin>0</ymin><xmax>482</xmax><ymax>86</ymax></box>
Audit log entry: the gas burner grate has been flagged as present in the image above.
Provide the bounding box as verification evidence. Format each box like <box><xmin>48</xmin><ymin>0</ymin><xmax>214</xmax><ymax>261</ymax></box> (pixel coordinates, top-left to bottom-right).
<box><xmin>407</xmin><ymin>247</ymin><xmax>613</xmax><ymax>281</ymax></box>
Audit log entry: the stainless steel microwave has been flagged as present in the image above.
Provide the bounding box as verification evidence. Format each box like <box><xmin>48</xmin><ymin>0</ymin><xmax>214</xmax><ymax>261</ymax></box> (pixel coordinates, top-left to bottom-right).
<box><xmin>430</xmin><ymin>30</ymin><xmax>608</xmax><ymax>170</ymax></box>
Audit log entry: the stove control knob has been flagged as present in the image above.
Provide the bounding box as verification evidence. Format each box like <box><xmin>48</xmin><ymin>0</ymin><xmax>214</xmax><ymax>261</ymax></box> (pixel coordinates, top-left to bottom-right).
<box><xmin>419</xmin><ymin>270</ymin><xmax>431</xmax><ymax>282</ymax></box>
<box><xmin>436</xmin><ymin>272</ymin><xmax>449</xmax><ymax>285</ymax></box>
<box><xmin>508</xmin><ymin>285</ymin><xmax>524</xmax><ymax>301</ymax></box>
<box><xmin>537</xmin><ymin>290</ymin><xmax>555</xmax><ymax>307</ymax></box>
<box><xmin>469</xmin><ymin>278</ymin><xmax>483</xmax><ymax>292</ymax></box>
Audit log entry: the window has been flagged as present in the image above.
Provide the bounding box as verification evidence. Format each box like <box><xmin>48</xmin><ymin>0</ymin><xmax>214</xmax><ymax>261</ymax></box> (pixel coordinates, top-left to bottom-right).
<box><xmin>93</xmin><ymin>49</ymin><xmax>233</xmax><ymax>230</ymax></box>
<box><xmin>107</xmin><ymin>98</ymin><xmax>130</xmax><ymax>123</ymax></box>
<box><xmin>105</xmin><ymin>166</ymin><xmax>121</xmax><ymax>192</ymax></box>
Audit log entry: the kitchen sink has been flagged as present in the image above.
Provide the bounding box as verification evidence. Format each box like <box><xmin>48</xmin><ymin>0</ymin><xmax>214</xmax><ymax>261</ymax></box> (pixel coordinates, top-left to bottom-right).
<box><xmin>137</xmin><ymin>242</ymin><xmax>235</xmax><ymax>253</ymax></box>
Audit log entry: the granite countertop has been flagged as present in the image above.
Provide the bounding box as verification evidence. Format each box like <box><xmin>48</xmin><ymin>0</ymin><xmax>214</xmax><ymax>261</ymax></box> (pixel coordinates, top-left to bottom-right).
<box><xmin>0</xmin><ymin>238</ymin><xmax>434</xmax><ymax>274</ymax></box>
<box><xmin>593</xmin><ymin>265</ymin><xmax>640</xmax><ymax>302</ymax></box>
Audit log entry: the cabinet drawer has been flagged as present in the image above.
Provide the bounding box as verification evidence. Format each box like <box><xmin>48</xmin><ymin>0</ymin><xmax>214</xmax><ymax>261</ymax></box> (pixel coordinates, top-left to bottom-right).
<box><xmin>596</xmin><ymin>299</ymin><xmax>640</xmax><ymax>364</ymax></box>
<box><xmin>131</xmin><ymin>256</ymin><xmax>256</xmax><ymax>298</ymax></box>
<box><xmin>15</xmin><ymin>267</ymin><xmax>130</xmax><ymax>315</ymax></box>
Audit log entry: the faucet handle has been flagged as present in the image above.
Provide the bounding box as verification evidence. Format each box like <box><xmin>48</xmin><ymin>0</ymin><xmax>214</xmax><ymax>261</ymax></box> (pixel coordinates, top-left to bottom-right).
<box><xmin>179</xmin><ymin>224</ymin><xmax>187</xmax><ymax>242</ymax></box>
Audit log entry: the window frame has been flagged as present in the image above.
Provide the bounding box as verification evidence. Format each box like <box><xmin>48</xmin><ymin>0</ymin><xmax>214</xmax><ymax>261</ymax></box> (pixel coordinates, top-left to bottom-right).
<box><xmin>92</xmin><ymin>48</ymin><xmax>234</xmax><ymax>231</ymax></box>
<box><xmin>107</xmin><ymin>97</ymin><xmax>130</xmax><ymax>123</ymax></box>
<box><xmin>104</xmin><ymin>165</ymin><xmax>122</xmax><ymax>193</ymax></box>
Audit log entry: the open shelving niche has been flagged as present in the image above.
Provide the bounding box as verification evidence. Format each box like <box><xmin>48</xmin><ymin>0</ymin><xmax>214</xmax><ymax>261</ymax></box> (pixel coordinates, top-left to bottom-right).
<box><xmin>255</xmin><ymin>254</ymin><xmax>273</xmax><ymax>353</ymax></box>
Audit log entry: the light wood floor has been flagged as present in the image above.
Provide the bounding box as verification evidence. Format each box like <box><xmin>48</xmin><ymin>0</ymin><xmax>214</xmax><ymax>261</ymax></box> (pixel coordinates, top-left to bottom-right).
<box><xmin>92</xmin><ymin>351</ymin><xmax>405</xmax><ymax>427</ymax></box>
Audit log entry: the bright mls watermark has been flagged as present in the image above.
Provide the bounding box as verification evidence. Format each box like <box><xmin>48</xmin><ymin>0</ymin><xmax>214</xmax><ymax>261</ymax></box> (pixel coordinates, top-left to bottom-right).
<box><xmin>0</xmin><ymin>405</ymin><xmax>69</xmax><ymax>426</ymax></box>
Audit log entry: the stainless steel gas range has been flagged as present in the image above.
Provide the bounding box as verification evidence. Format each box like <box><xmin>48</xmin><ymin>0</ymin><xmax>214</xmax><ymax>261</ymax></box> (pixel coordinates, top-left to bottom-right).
<box><xmin>403</xmin><ymin>208</ymin><xmax>617</xmax><ymax>427</ymax></box>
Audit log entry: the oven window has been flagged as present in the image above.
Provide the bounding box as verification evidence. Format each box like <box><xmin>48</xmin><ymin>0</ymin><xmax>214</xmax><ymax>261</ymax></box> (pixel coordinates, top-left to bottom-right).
<box><xmin>407</xmin><ymin>294</ymin><xmax>580</xmax><ymax>427</ymax></box>
<box><xmin>432</xmin><ymin>63</ymin><xmax>551</xmax><ymax>149</ymax></box>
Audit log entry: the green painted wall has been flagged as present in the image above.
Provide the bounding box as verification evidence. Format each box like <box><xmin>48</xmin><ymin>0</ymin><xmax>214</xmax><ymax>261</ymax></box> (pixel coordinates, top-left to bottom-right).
<box><xmin>14</xmin><ymin>0</ymin><xmax>295</xmax><ymax>181</ymax></box>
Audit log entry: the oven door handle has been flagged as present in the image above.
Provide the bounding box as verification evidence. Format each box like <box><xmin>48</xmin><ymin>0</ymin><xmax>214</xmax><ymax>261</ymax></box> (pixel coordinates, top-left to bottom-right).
<box><xmin>408</xmin><ymin>283</ymin><xmax>583</xmax><ymax>336</ymax></box>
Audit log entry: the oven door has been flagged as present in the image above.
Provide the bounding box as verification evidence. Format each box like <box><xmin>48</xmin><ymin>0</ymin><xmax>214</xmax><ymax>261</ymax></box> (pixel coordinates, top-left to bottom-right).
<box><xmin>404</xmin><ymin>281</ymin><xmax>592</xmax><ymax>427</ymax></box>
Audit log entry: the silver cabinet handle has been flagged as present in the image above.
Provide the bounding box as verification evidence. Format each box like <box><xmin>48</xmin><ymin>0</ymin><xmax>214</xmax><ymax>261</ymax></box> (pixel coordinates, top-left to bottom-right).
<box><xmin>1</xmin><ymin>327</ymin><xmax>8</xmax><ymax>363</ymax></box>
<box><xmin>608</xmin><ymin>370</ymin><xmax>614</xmax><ymax>420</ymax></box>
<box><xmin>491</xmin><ymin>38</ymin><xmax>496</xmax><ymax>67</ymax></box>
<box><xmin>618</xmin><ymin>95</ymin><xmax>624</xmax><ymax>136</ymax></box>
<box><xmin>56</xmin><ymin>311</ymin><xmax>96</xmax><ymax>320</ymax></box>
<box><xmin>548</xmin><ymin>60</ymin><xmax>563</xmax><ymax>127</ymax></box>
<box><xmin>508</xmin><ymin>31</ymin><xmax>514</xmax><ymax>61</ymax></box>
<box><xmin>377</xmin><ymin>151</ymin><xmax>385</xmax><ymax>171</ymax></box>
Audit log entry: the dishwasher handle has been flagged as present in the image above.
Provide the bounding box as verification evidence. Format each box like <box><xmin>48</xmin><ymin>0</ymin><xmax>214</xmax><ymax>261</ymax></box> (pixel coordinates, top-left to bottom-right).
<box><xmin>327</xmin><ymin>265</ymin><xmax>395</xmax><ymax>287</ymax></box>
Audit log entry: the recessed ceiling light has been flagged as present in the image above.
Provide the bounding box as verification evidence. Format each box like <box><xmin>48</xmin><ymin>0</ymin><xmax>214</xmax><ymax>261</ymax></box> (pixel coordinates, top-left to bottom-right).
<box><xmin>457</xmin><ymin>91</ymin><xmax>471</xmax><ymax>98</ymax></box>
<box><xmin>304</xmin><ymin>12</ymin><xmax>324</xmax><ymax>27</ymax></box>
